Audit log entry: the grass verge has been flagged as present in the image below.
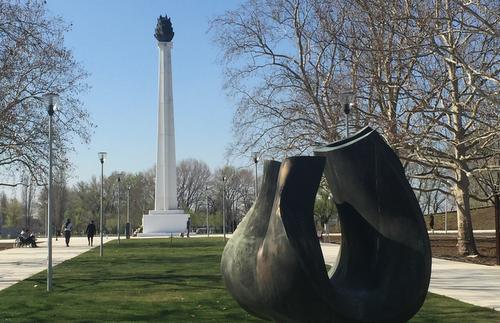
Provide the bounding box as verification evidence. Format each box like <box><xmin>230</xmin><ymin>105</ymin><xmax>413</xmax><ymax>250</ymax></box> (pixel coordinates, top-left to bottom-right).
<box><xmin>0</xmin><ymin>238</ymin><xmax>498</xmax><ymax>322</ymax></box>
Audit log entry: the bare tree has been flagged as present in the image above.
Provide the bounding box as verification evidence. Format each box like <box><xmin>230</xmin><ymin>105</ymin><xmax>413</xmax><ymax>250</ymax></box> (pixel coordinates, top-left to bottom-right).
<box><xmin>0</xmin><ymin>192</ymin><xmax>6</xmax><ymax>231</ymax></box>
<box><xmin>211</xmin><ymin>0</ymin><xmax>353</xmax><ymax>159</ymax></box>
<box><xmin>402</xmin><ymin>0</ymin><xmax>499</xmax><ymax>255</ymax></box>
<box><xmin>0</xmin><ymin>0</ymin><xmax>92</xmax><ymax>187</ymax></box>
<box><xmin>212</xmin><ymin>0</ymin><xmax>499</xmax><ymax>255</ymax></box>
<box><xmin>213</xmin><ymin>166</ymin><xmax>254</xmax><ymax>232</ymax></box>
<box><xmin>20</xmin><ymin>173</ymin><xmax>37</xmax><ymax>228</ymax></box>
<box><xmin>347</xmin><ymin>0</ymin><xmax>499</xmax><ymax>255</ymax></box>
<box><xmin>472</xmin><ymin>140</ymin><xmax>500</xmax><ymax>207</ymax></box>
<box><xmin>176</xmin><ymin>159</ymin><xmax>211</xmax><ymax>211</ymax></box>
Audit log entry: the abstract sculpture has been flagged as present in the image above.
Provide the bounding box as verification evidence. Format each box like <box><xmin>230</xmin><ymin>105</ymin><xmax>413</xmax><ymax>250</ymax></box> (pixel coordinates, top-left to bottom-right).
<box><xmin>221</xmin><ymin>127</ymin><xmax>431</xmax><ymax>323</ymax></box>
<box><xmin>220</xmin><ymin>159</ymin><xmax>282</xmax><ymax>320</ymax></box>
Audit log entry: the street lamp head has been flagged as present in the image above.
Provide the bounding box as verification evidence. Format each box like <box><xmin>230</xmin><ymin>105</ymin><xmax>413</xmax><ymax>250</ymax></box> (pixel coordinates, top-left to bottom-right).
<box><xmin>43</xmin><ymin>93</ymin><xmax>59</xmax><ymax>116</ymax></box>
<box><xmin>343</xmin><ymin>103</ymin><xmax>351</xmax><ymax>115</ymax></box>
<box><xmin>340</xmin><ymin>91</ymin><xmax>355</xmax><ymax>115</ymax></box>
<box><xmin>98</xmin><ymin>152</ymin><xmax>107</xmax><ymax>164</ymax></box>
<box><xmin>252</xmin><ymin>151</ymin><xmax>260</xmax><ymax>164</ymax></box>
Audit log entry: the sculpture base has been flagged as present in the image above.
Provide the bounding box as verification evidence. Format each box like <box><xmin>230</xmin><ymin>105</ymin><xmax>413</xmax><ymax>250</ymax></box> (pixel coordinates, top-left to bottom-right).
<box><xmin>140</xmin><ymin>210</ymin><xmax>189</xmax><ymax>236</ymax></box>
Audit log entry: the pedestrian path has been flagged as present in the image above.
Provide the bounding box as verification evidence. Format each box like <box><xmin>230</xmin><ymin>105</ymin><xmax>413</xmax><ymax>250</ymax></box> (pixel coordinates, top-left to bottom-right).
<box><xmin>0</xmin><ymin>236</ymin><xmax>108</xmax><ymax>291</ymax></box>
<box><xmin>320</xmin><ymin>243</ymin><xmax>500</xmax><ymax>311</ymax></box>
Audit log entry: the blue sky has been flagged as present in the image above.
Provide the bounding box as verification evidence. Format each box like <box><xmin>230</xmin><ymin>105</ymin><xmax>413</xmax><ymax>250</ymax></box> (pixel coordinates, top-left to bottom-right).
<box><xmin>45</xmin><ymin>0</ymin><xmax>249</xmax><ymax>183</ymax></box>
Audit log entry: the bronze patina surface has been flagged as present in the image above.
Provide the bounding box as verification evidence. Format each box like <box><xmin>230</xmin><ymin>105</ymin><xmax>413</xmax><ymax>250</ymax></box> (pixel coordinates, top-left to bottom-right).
<box><xmin>221</xmin><ymin>128</ymin><xmax>431</xmax><ymax>323</ymax></box>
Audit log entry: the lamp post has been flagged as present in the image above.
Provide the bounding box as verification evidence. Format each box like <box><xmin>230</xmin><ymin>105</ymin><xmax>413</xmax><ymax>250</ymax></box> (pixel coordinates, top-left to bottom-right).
<box><xmin>444</xmin><ymin>198</ymin><xmax>448</xmax><ymax>234</ymax></box>
<box><xmin>117</xmin><ymin>175</ymin><xmax>121</xmax><ymax>245</ymax></box>
<box><xmin>206</xmin><ymin>186</ymin><xmax>210</xmax><ymax>237</ymax></box>
<box><xmin>43</xmin><ymin>92</ymin><xmax>59</xmax><ymax>292</ymax></box>
<box><xmin>253</xmin><ymin>152</ymin><xmax>259</xmax><ymax>200</ymax></box>
<box><xmin>495</xmin><ymin>187</ymin><xmax>500</xmax><ymax>266</ymax></box>
<box><xmin>340</xmin><ymin>91</ymin><xmax>355</xmax><ymax>138</ymax></box>
<box><xmin>126</xmin><ymin>186</ymin><xmax>131</xmax><ymax>239</ymax></box>
<box><xmin>98</xmin><ymin>152</ymin><xmax>107</xmax><ymax>257</ymax></box>
<box><xmin>25</xmin><ymin>177</ymin><xmax>30</xmax><ymax>229</ymax></box>
<box><xmin>222</xmin><ymin>176</ymin><xmax>227</xmax><ymax>241</ymax></box>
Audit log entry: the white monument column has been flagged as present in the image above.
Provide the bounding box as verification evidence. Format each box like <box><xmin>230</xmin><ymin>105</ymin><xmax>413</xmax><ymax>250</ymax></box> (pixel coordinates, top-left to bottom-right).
<box><xmin>142</xmin><ymin>14</ymin><xmax>188</xmax><ymax>235</ymax></box>
<box><xmin>155</xmin><ymin>41</ymin><xmax>178</xmax><ymax>211</ymax></box>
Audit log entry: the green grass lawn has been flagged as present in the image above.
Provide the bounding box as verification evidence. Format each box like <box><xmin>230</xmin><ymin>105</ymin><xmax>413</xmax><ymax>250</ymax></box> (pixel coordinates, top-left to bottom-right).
<box><xmin>0</xmin><ymin>238</ymin><xmax>498</xmax><ymax>322</ymax></box>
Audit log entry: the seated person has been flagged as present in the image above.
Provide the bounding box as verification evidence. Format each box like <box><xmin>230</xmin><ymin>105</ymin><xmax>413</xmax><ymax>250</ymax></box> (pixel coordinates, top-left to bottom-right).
<box><xmin>23</xmin><ymin>229</ymin><xmax>38</xmax><ymax>248</ymax></box>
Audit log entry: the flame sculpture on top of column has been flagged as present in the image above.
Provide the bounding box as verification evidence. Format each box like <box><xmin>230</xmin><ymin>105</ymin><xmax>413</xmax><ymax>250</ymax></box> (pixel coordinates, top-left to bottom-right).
<box><xmin>142</xmin><ymin>15</ymin><xmax>188</xmax><ymax>235</ymax></box>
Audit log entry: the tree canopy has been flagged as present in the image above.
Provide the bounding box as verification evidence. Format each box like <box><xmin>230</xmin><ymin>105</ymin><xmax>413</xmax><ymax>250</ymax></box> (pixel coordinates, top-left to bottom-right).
<box><xmin>211</xmin><ymin>0</ymin><xmax>499</xmax><ymax>255</ymax></box>
<box><xmin>0</xmin><ymin>0</ymin><xmax>92</xmax><ymax>187</ymax></box>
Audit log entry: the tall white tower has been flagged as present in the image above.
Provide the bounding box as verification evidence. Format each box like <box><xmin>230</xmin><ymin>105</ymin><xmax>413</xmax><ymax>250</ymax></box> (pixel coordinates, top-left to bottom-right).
<box><xmin>155</xmin><ymin>40</ymin><xmax>177</xmax><ymax>211</ymax></box>
<box><xmin>142</xmin><ymin>15</ymin><xmax>188</xmax><ymax>235</ymax></box>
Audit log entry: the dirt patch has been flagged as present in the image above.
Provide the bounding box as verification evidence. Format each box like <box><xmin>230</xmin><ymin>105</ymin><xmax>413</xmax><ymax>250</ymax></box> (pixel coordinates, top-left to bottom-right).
<box><xmin>428</xmin><ymin>234</ymin><xmax>498</xmax><ymax>266</ymax></box>
<box><xmin>323</xmin><ymin>233</ymin><xmax>499</xmax><ymax>266</ymax></box>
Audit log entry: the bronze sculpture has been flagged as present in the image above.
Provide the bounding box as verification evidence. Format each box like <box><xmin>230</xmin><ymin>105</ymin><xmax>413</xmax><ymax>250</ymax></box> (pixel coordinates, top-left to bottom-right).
<box><xmin>154</xmin><ymin>15</ymin><xmax>174</xmax><ymax>42</ymax></box>
<box><xmin>221</xmin><ymin>127</ymin><xmax>431</xmax><ymax>322</ymax></box>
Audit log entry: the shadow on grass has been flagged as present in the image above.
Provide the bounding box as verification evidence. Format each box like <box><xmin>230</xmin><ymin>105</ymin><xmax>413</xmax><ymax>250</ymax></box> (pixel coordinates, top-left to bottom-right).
<box><xmin>45</xmin><ymin>273</ymin><xmax>225</xmax><ymax>293</ymax></box>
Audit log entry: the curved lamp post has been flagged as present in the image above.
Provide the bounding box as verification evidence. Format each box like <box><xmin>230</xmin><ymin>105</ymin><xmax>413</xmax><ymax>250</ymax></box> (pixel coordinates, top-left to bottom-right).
<box><xmin>98</xmin><ymin>152</ymin><xmax>107</xmax><ymax>256</ymax></box>
<box><xmin>43</xmin><ymin>92</ymin><xmax>59</xmax><ymax>292</ymax></box>
<box><xmin>253</xmin><ymin>152</ymin><xmax>260</xmax><ymax>200</ymax></box>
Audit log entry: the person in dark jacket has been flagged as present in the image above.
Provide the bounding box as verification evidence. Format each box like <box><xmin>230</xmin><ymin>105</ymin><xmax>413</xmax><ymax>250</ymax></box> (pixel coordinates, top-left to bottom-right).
<box><xmin>85</xmin><ymin>220</ymin><xmax>97</xmax><ymax>246</ymax></box>
<box><xmin>186</xmin><ymin>217</ymin><xmax>191</xmax><ymax>238</ymax></box>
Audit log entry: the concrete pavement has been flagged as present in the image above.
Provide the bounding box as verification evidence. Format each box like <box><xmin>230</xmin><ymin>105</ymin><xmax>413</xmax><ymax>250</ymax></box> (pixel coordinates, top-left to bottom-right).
<box><xmin>0</xmin><ymin>236</ymin><xmax>110</xmax><ymax>291</ymax></box>
<box><xmin>430</xmin><ymin>257</ymin><xmax>500</xmax><ymax>311</ymax></box>
<box><xmin>320</xmin><ymin>243</ymin><xmax>500</xmax><ymax>311</ymax></box>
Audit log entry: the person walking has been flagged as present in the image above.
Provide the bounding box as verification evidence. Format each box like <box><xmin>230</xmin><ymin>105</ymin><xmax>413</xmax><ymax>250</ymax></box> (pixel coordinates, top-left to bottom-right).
<box><xmin>85</xmin><ymin>220</ymin><xmax>96</xmax><ymax>246</ymax></box>
<box><xmin>186</xmin><ymin>217</ymin><xmax>191</xmax><ymax>238</ymax></box>
<box><xmin>63</xmin><ymin>218</ymin><xmax>73</xmax><ymax>247</ymax></box>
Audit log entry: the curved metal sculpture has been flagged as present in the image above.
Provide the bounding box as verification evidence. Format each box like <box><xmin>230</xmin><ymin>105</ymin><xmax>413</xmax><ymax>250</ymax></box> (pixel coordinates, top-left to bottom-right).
<box><xmin>220</xmin><ymin>159</ymin><xmax>282</xmax><ymax>320</ymax></box>
<box><xmin>221</xmin><ymin>157</ymin><xmax>333</xmax><ymax>322</ymax></box>
<box><xmin>221</xmin><ymin>127</ymin><xmax>431</xmax><ymax>323</ymax></box>
<box><xmin>315</xmin><ymin>127</ymin><xmax>432</xmax><ymax>322</ymax></box>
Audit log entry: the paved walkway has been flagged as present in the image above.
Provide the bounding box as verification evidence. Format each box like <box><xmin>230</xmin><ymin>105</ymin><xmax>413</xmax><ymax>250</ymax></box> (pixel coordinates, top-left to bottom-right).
<box><xmin>0</xmin><ymin>236</ymin><xmax>110</xmax><ymax>291</ymax></box>
<box><xmin>320</xmin><ymin>243</ymin><xmax>500</xmax><ymax>311</ymax></box>
<box><xmin>1</xmin><ymin>237</ymin><xmax>499</xmax><ymax>311</ymax></box>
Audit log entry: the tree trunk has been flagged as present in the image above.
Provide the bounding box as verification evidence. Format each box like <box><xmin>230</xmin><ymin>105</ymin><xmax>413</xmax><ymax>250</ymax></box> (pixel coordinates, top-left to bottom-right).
<box><xmin>454</xmin><ymin>170</ymin><xmax>478</xmax><ymax>256</ymax></box>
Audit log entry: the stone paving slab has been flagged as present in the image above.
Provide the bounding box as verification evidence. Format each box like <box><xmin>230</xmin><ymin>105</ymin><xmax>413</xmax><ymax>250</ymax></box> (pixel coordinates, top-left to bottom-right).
<box><xmin>0</xmin><ymin>236</ymin><xmax>110</xmax><ymax>291</ymax></box>
<box><xmin>320</xmin><ymin>243</ymin><xmax>500</xmax><ymax>311</ymax></box>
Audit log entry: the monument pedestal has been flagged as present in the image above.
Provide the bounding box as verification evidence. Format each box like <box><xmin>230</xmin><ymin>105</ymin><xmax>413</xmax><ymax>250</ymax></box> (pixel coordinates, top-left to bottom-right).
<box><xmin>141</xmin><ymin>210</ymin><xmax>189</xmax><ymax>236</ymax></box>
